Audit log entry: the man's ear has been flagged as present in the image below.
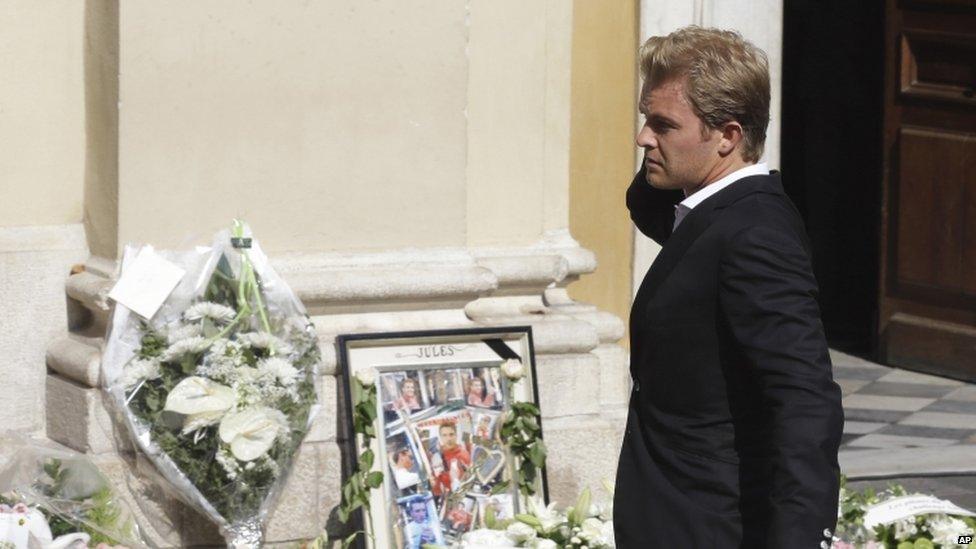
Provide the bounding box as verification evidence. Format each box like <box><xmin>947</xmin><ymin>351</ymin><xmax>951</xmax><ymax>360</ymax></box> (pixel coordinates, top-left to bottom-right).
<box><xmin>717</xmin><ymin>121</ymin><xmax>744</xmax><ymax>157</ymax></box>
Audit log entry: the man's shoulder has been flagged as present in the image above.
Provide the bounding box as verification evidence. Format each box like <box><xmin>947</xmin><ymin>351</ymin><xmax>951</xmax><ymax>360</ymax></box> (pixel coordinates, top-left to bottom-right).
<box><xmin>716</xmin><ymin>177</ymin><xmax>803</xmax><ymax>233</ymax></box>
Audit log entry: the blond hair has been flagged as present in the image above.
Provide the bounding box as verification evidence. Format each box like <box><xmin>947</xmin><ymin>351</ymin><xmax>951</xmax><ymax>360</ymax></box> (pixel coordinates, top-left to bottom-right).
<box><xmin>639</xmin><ymin>26</ymin><xmax>770</xmax><ymax>163</ymax></box>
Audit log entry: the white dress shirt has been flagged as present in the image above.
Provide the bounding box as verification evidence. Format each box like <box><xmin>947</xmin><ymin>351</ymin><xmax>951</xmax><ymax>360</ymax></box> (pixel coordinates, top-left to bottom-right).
<box><xmin>673</xmin><ymin>163</ymin><xmax>769</xmax><ymax>231</ymax></box>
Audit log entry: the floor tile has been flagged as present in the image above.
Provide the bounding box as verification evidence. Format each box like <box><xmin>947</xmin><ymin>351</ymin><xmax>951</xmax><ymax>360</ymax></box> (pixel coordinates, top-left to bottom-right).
<box><xmin>833</xmin><ymin>365</ymin><xmax>890</xmax><ymax>381</ymax></box>
<box><xmin>945</xmin><ymin>386</ymin><xmax>976</xmax><ymax>402</ymax></box>
<box><xmin>900</xmin><ymin>411</ymin><xmax>976</xmax><ymax>430</ymax></box>
<box><xmin>856</xmin><ymin>381</ymin><xmax>956</xmax><ymax>399</ymax></box>
<box><xmin>877</xmin><ymin>369</ymin><xmax>964</xmax><ymax>387</ymax></box>
<box><xmin>837</xmin><ymin>378</ymin><xmax>870</xmax><ymax>395</ymax></box>
<box><xmin>844</xmin><ymin>421</ymin><xmax>887</xmax><ymax>435</ymax></box>
<box><xmin>875</xmin><ymin>423</ymin><xmax>975</xmax><ymax>441</ymax></box>
<box><xmin>843</xmin><ymin>408</ymin><xmax>911</xmax><ymax>424</ymax></box>
<box><xmin>829</xmin><ymin>350</ymin><xmax>891</xmax><ymax>371</ymax></box>
<box><xmin>843</xmin><ymin>394</ymin><xmax>936</xmax><ymax>412</ymax></box>
<box><xmin>844</xmin><ymin>433</ymin><xmax>958</xmax><ymax>449</ymax></box>
<box><xmin>840</xmin><ymin>433</ymin><xmax>863</xmax><ymax>447</ymax></box>
<box><xmin>923</xmin><ymin>399</ymin><xmax>976</xmax><ymax>415</ymax></box>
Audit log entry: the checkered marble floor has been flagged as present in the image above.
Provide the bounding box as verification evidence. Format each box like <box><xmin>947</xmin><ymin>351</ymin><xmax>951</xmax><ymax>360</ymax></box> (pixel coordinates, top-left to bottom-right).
<box><xmin>833</xmin><ymin>350</ymin><xmax>976</xmax><ymax>450</ymax></box>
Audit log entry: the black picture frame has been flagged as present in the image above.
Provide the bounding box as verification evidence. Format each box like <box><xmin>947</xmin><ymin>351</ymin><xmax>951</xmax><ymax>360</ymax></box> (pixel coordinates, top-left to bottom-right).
<box><xmin>337</xmin><ymin>326</ymin><xmax>546</xmax><ymax>549</ymax></box>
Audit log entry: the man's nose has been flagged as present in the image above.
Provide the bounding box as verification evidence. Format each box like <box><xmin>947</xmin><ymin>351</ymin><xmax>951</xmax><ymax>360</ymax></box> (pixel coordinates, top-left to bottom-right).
<box><xmin>636</xmin><ymin>125</ymin><xmax>656</xmax><ymax>148</ymax></box>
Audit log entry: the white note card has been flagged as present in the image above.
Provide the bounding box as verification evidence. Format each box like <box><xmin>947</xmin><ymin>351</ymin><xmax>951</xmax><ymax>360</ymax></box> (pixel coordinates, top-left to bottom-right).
<box><xmin>864</xmin><ymin>495</ymin><xmax>976</xmax><ymax>529</ymax></box>
<box><xmin>108</xmin><ymin>246</ymin><xmax>186</xmax><ymax>319</ymax></box>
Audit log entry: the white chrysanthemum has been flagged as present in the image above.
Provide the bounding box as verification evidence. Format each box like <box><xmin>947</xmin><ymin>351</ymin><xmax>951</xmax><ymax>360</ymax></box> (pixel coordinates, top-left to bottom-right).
<box><xmin>118</xmin><ymin>358</ymin><xmax>161</xmax><ymax>389</ymax></box>
<box><xmin>258</xmin><ymin>357</ymin><xmax>298</xmax><ymax>387</ymax></box>
<box><xmin>166</xmin><ymin>322</ymin><xmax>203</xmax><ymax>344</ymax></box>
<box><xmin>185</xmin><ymin>301</ymin><xmax>237</xmax><ymax>323</ymax></box>
<box><xmin>928</xmin><ymin>514</ymin><xmax>969</xmax><ymax>546</ymax></box>
<box><xmin>460</xmin><ymin>529</ymin><xmax>517</xmax><ymax>547</ymax></box>
<box><xmin>524</xmin><ymin>539</ymin><xmax>558</xmax><ymax>549</ymax></box>
<box><xmin>160</xmin><ymin>336</ymin><xmax>211</xmax><ymax>363</ymax></box>
<box><xmin>238</xmin><ymin>331</ymin><xmax>293</xmax><ymax>356</ymax></box>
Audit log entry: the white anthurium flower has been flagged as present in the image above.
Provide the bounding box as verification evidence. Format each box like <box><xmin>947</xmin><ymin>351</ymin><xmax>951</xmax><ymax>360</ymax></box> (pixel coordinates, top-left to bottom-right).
<box><xmin>505</xmin><ymin>521</ymin><xmax>538</xmax><ymax>543</ymax></box>
<box><xmin>354</xmin><ymin>367</ymin><xmax>377</xmax><ymax>387</ymax></box>
<box><xmin>219</xmin><ymin>406</ymin><xmax>289</xmax><ymax>462</ymax></box>
<box><xmin>164</xmin><ymin>376</ymin><xmax>236</xmax><ymax>415</ymax></box>
<box><xmin>501</xmin><ymin>359</ymin><xmax>525</xmax><ymax>380</ymax></box>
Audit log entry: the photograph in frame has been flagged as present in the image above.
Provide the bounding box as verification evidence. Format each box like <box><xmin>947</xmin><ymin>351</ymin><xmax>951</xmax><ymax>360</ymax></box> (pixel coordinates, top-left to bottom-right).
<box><xmin>337</xmin><ymin>327</ymin><xmax>545</xmax><ymax>549</ymax></box>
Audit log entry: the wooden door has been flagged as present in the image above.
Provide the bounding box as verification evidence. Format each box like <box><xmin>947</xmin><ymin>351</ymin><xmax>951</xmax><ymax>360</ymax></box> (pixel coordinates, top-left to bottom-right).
<box><xmin>880</xmin><ymin>0</ymin><xmax>976</xmax><ymax>380</ymax></box>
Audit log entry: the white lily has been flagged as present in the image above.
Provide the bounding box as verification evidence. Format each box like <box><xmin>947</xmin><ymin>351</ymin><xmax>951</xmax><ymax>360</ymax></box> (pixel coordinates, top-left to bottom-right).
<box><xmin>524</xmin><ymin>496</ymin><xmax>564</xmax><ymax>533</ymax></box>
<box><xmin>164</xmin><ymin>376</ymin><xmax>236</xmax><ymax>415</ymax></box>
<box><xmin>219</xmin><ymin>406</ymin><xmax>289</xmax><ymax>461</ymax></box>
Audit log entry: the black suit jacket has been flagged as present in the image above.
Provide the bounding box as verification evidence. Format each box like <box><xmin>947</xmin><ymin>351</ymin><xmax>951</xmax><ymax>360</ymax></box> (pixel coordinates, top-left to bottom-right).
<box><xmin>613</xmin><ymin>169</ymin><xmax>844</xmax><ymax>548</ymax></box>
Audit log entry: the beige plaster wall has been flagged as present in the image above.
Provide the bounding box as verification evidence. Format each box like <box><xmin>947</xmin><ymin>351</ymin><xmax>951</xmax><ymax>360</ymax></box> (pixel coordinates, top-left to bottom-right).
<box><xmin>107</xmin><ymin>1</ymin><xmax>571</xmax><ymax>255</ymax></box>
<box><xmin>117</xmin><ymin>1</ymin><xmax>470</xmax><ymax>254</ymax></box>
<box><xmin>466</xmin><ymin>0</ymin><xmax>572</xmax><ymax>246</ymax></box>
<box><xmin>0</xmin><ymin>1</ymin><xmax>85</xmax><ymax>227</ymax></box>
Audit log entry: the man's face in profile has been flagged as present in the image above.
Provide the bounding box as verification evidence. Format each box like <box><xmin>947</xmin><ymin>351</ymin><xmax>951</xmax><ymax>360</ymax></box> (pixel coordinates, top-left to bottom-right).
<box><xmin>637</xmin><ymin>77</ymin><xmax>722</xmax><ymax>194</ymax></box>
<box><xmin>410</xmin><ymin>501</ymin><xmax>427</xmax><ymax>522</ymax></box>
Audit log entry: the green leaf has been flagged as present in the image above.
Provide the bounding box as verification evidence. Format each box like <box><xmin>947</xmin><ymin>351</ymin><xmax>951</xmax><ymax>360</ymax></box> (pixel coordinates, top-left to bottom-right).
<box><xmin>359</xmin><ymin>449</ymin><xmax>375</xmax><ymax>471</ymax></box>
<box><xmin>570</xmin><ymin>487</ymin><xmax>591</xmax><ymax>526</ymax></box>
<box><xmin>342</xmin><ymin>531</ymin><xmax>360</xmax><ymax>549</ymax></box>
<box><xmin>515</xmin><ymin>514</ymin><xmax>542</xmax><ymax>529</ymax></box>
<box><xmin>528</xmin><ymin>440</ymin><xmax>547</xmax><ymax>468</ymax></box>
<box><xmin>484</xmin><ymin>504</ymin><xmax>497</xmax><ymax>529</ymax></box>
<box><xmin>365</xmin><ymin>471</ymin><xmax>384</xmax><ymax>489</ymax></box>
<box><xmin>490</xmin><ymin>480</ymin><xmax>510</xmax><ymax>495</ymax></box>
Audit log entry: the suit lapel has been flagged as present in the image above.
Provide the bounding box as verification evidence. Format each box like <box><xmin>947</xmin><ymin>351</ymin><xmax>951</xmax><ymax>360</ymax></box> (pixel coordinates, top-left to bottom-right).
<box><xmin>635</xmin><ymin>173</ymin><xmax>782</xmax><ymax>306</ymax></box>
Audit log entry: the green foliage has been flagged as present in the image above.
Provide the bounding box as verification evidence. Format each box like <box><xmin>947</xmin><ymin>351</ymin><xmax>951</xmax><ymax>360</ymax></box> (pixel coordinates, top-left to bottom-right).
<box><xmin>26</xmin><ymin>458</ymin><xmax>130</xmax><ymax>544</ymax></box>
<box><xmin>567</xmin><ymin>487</ymin><xmax>591</xmax><ymax>527</ymax></box>
<box><xmin>337</xmin><ymin>378</ymin><xmax>382</xmax><ymax>547</ymax></box>
<box><xmin>500</xmin><ymin>399</ymin><xmax>546</xmax><ymax>497</ymax></box>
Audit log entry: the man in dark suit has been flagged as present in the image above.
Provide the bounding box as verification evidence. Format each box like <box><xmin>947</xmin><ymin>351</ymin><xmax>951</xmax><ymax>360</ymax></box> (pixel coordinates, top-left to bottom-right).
<box><xmin>613</xmin><ymin>27</ymin><xmax>844</xmax><ymax>548</ymax></box>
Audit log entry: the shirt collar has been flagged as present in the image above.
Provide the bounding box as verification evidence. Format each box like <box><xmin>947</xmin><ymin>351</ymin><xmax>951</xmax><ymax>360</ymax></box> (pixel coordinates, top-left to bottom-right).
<box><xmin>673</xmin><ymin>163</ymin><xmax>769</xmax><ymax>230</ymax></box>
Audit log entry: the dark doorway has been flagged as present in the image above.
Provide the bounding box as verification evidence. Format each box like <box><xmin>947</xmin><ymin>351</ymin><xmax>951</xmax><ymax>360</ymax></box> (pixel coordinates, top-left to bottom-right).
<box><xmin>781</xmin><ymin>1</ymin><xmax>885</xmax><ymax>357</ymax></box>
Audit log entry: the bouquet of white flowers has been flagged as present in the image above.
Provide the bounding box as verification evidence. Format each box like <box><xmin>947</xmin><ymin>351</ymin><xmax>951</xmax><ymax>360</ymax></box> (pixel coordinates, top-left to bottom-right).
<box><xmin>102</xmin><ymin>221</ymin><xmax>320</xmax><ymax>547</ymax></box>
<box><xmin>458</xmin><ymin>488</ymin><xmax>614</xmax><ymax>549</ymax></box>
<box><xmin>0</xmin><ymin>434</ymin><xmax>147</xmax><ymax>549</ymax></box>
<box><xmin>834</xmin><ymin>478</ymin><xmax>976</xmax><ymax>548</ymax></box>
